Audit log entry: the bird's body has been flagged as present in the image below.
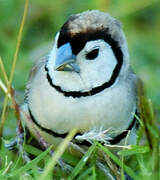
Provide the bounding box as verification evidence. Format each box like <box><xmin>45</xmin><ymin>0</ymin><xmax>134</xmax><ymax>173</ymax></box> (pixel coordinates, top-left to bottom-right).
<box><xmin>22</xmin><ymin>10</ymin><xmax>139</xmax><ymax>150</ymax></box>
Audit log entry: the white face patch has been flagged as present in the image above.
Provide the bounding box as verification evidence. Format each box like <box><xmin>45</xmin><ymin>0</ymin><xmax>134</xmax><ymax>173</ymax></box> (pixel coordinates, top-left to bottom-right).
<box><xmin>76</xmin><ymin>40</ymin><xmax>117</xmax><ymax>88</ymax></box>
<box><xmin>47</xmin><ymin>39</ymin><xmax>118</xmax><ymax>92</ymax></box>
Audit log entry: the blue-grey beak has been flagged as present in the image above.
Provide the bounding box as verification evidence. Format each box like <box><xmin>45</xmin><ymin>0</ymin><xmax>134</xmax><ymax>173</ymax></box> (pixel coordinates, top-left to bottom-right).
<box><xmin>54</xmin><ymin>43</ymin><xmax>80</xmax><ymax>73</ymax></box>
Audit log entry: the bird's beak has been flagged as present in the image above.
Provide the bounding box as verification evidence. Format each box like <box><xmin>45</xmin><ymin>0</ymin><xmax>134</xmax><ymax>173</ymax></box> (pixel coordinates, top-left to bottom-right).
<box><xmin>54</xmin><ymin>43</ymin><xmax>80</xmax><ymax>73</ymax></box>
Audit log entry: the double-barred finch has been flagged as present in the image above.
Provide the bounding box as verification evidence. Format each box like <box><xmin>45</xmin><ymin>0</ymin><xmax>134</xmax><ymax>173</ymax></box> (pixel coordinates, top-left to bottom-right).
<box><xmin>22</xmin><ymin>10</ymin><xmax>140</xmax><ymax>153</ymax></box>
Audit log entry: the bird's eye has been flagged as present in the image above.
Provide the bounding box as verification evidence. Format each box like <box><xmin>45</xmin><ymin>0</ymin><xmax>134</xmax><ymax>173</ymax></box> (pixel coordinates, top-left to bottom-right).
<box><xmin>86</xmin><ymin>48</ymin><xmax>99</xmax><ymax>60</ymax></box>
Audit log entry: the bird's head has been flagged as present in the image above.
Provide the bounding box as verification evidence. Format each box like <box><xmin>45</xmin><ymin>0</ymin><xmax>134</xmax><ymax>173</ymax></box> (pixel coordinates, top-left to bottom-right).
<box><xmin>47</xmin><ymin>10</ymin><xmax>129</xmax><ymax>95</ymax></box>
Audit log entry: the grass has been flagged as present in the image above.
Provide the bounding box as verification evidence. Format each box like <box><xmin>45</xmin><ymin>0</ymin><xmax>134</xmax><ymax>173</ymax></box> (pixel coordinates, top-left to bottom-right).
<box><xmin>0</xmin><ymin>0</ymin><xmax>160</xmax><ymax>179</ymax></box>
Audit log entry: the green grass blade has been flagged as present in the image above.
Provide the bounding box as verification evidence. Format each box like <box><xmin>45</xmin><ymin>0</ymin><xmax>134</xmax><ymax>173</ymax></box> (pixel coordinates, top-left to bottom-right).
<box><xmin>6</xmin><ymin>145</ymin><xmax>52</xmax><ymax>178</ymax></box>
<box><xmin>92</xmin><ymin>166</ymin><xmax>96</xmax><ymax>180</ymax></box>
<box><xmin>77</xmin><ymin>167</ymin><xmax>93</xmax><ymax>180</ymax></box>
<box><xmin>68</xmin><ymin>142</ymin><xmax>97</xmax><ymax>180</ymax></box>
<box><xmin>118</xmin><ymin>145</ymin><xmax>150</xmax><ymax>156</ymax></box>
<box><xmin>24</xmin><ymin>144</ymin><xmax>43</xmax><ymax>156</ymax></box>
<box><xmin>40</xmin><ymin>128</ymin><xmax>77</xmax><ymax>180</ymax></box>
<box><xmin>96</xmin><ymin>142</ymin><xmax>138</xmax><ymax>180</ymax></box>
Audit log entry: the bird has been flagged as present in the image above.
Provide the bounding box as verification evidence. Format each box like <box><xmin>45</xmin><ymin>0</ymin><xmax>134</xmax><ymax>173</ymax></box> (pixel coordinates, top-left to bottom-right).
<box><xmin>21</xmin><ymin>10</ymin><xmax>140</xmax><ymax>153</ymax></box>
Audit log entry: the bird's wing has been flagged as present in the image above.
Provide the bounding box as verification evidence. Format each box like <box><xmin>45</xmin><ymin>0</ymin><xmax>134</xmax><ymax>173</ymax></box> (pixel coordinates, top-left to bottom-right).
<box><xmin>24</xmin><ymin>56</ymin><xmax>48</xmax><ymax>104</ymax></box>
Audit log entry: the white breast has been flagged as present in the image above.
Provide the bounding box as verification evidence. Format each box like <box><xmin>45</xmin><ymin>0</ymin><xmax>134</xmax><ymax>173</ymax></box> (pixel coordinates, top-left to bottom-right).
<box><xmin>28</xmin><ymin>63</ymin><xmax>137</xmax><ymax>135</ymax></box>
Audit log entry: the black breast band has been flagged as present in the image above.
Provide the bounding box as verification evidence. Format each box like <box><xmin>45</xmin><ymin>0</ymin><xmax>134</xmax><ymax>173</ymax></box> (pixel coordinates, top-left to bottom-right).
<box><xmin>28</xmin><ymin>107</ymin><xmax>139</xmax><ymax>145</ymax></box>
<box><xmin>45</xmin><ymin>65</ymin><xmax>119</xmax><ymax>98</ymax></box>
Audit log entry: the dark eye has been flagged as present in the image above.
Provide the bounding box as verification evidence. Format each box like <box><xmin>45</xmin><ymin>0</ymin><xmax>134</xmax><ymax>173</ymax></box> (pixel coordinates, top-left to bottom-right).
<box><xmin>86</xmin><ymin>48</ymin><xmax>99</xmax><ymax>60</ymax></box>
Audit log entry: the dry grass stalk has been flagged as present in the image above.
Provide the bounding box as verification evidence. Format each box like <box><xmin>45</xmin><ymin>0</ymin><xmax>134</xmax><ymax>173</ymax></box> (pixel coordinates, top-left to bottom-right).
<box><xmin>0</xmin><ymin>0</ymin><xmax>29</xmax><ymax>137</ymax></box>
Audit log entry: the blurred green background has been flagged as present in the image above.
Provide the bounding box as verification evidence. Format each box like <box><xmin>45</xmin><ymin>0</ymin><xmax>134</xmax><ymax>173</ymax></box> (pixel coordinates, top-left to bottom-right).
<box><xmin>0</xmin><ymin>0</ymin><xmax>160</xmax><ymax>137</ymax></box>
